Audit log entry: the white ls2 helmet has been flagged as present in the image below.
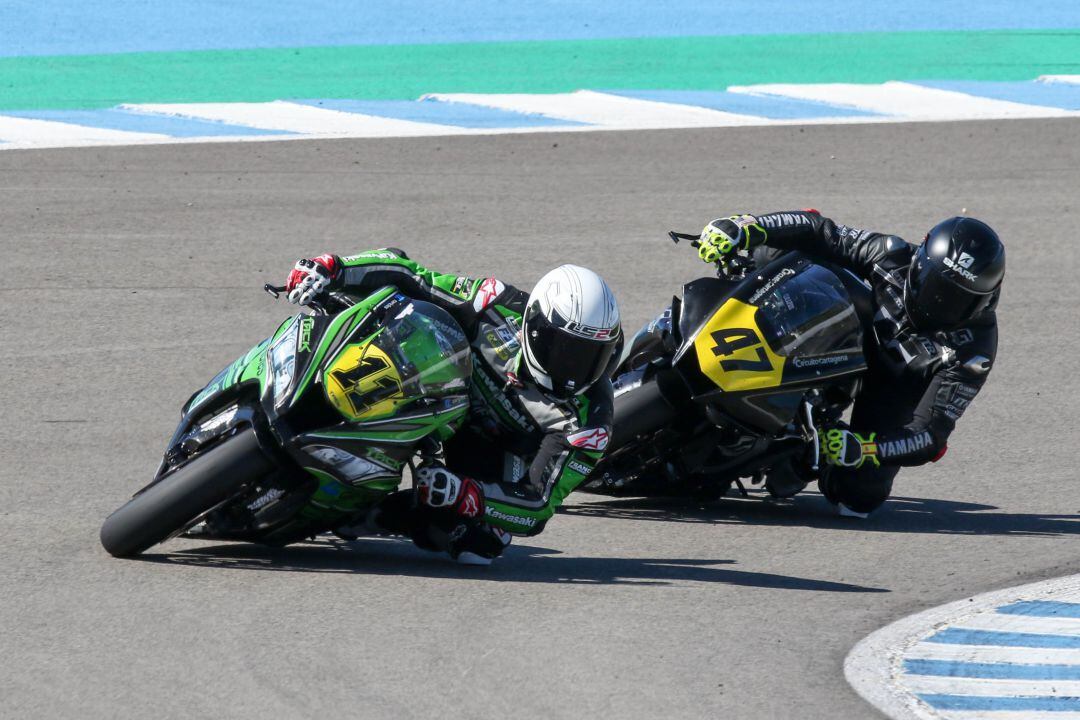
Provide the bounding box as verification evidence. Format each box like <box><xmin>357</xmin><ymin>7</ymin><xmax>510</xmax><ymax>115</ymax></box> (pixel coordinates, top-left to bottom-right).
<box><xmin>521</xmin><ymin>265</ymin><xmax>621</xmax><ymax>398</ymax></box>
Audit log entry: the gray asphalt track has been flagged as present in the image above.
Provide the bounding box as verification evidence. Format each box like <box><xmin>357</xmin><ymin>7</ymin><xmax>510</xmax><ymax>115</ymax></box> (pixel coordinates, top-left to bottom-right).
<box><xmin>2</xmin><ymin>119</ymin><xmax>1079</xmax><ymax>719</ymax></box>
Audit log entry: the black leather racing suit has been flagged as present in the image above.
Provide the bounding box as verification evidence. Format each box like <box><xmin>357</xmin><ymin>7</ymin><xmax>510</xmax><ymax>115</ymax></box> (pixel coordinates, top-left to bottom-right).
<box><xmin>753</xmin><ymin>211</ymin><xmax>998</xmax><ymax>513</ymax></box>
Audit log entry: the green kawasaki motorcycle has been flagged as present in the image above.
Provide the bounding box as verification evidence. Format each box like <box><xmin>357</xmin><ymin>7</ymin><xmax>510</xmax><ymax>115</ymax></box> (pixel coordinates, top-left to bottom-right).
<box><xmin>100</xmin><ymin>285</ymin><xmax>471</xmax><ymax>557</ymax></box>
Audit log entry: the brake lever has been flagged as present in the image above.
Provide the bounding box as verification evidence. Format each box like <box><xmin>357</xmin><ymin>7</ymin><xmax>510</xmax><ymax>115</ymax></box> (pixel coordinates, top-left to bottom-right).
<box><xmin>264</xmin><ymin>283</ymin><xmax>287</xmax><ymax>299</ymax></box>
<box><xmin>803</xmin><ymin>399</ymin><xmax>820</xmax><ymax>473</ymax></box>
<box><xmin>668</xmin><ymin>230</ymin><xmax>700</xmax><ymax>248</ymax></box>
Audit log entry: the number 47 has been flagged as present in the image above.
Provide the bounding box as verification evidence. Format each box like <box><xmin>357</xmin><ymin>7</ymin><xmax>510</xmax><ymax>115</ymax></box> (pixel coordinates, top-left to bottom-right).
<box><xmin>710</xmin><ymin>327</ymin><xmax>773</xmax><ymax>372</ymax></box>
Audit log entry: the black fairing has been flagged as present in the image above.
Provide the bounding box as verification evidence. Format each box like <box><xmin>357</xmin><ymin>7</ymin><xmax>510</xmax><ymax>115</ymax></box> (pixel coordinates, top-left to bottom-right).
<box><xmin>677</xmin><ymin>276</ymin><xmax>742</xmax><ymax>346</ymax></box>
<box><xmin>594</xmin><ymin>253</ymin><xmax>877</xmax><ymax>498</ymax></box>
<box><xmin>673</xmin><ymin>253</ymin><xmax>868</xmax><ymax>433</ymax></box>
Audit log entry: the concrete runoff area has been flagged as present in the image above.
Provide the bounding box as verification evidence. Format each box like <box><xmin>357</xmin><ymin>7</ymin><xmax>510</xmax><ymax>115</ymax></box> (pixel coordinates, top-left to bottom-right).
<box><xmin>1</xmin><ymin>118</ymin><xmax>1078</xmax><ymax>719</ymax></box>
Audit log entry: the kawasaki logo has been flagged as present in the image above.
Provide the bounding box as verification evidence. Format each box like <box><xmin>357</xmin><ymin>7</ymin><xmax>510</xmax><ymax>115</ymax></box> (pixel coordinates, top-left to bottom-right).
<box><xmin>474</xmin><ymin>367</ymin><xmax>533</xmax><ymax>431</ymax></box>
<box><xmin>486</xmin><ymin>507</ymin><xmax>538</xmax><ymax>528</ymax></box>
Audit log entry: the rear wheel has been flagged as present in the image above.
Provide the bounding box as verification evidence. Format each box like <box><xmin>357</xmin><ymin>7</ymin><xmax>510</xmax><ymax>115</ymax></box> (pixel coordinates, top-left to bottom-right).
<box><xmin>100</xmin><ymin>429</ymin><xmax>274</xmax><ymax>558</ymax></box>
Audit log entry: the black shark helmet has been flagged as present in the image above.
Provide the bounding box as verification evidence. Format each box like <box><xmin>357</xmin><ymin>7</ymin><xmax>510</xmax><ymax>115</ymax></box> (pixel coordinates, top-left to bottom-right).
<box><xmin>905</xmin><ymin>217</ymin><xmax>1005</xmax><ymax>330</ymax></box>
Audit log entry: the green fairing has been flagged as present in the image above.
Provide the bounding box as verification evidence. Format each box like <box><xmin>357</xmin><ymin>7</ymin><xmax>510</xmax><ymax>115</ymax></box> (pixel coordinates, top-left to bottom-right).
<box><xmin>187</xmin><ymin>336</ymin><xmax>272</xmax><ymax>413</ymax></box>
<box><xmin>288</xmin><ymin>295</ymin><xmax>471</xmax><ymax>522</ymax></box>
<box><xmin>292</xmin><ymin>286</ymin><xmax>398</xmax><ymax>401</ymax></box>
<box><xmin>300</xmin><ymin>467</ymin><xmax>399</xmax><ymax>517</ymax></box>
<box><xmin>304</xmin><ymin>404</ymin><xmax>468</xmax><ymax>443</ymax></box>
<box><xmin>270</xmin><ymin>315</ymin><xmax>295</xmax><ymax>342</ymax></box>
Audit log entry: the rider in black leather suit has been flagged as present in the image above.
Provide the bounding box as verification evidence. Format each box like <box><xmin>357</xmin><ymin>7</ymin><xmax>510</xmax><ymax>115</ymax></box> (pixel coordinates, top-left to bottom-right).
<box><xmin>697</xmin><ymin>210</ymin><xmax>1004</xmax><ymax>515</ymax></box>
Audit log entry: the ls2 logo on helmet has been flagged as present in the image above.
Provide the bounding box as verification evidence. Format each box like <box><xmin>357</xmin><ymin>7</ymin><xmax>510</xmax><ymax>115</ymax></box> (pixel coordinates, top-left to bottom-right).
<box><xmin>564</xmin><ymin>321</ymin><xmax>616</xmax><ymax>340</ymax></box>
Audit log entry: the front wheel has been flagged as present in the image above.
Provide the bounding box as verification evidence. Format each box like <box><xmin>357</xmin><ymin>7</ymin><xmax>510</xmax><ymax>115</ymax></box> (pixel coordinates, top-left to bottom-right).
<box><xmin>100</xmin><ymin>429</ymin><xmax>274</xmax><ymax>557</ymax></box>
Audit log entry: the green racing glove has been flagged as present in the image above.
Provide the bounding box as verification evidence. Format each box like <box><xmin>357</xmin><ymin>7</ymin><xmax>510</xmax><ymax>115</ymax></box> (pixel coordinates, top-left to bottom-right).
<box><xmin>698</xmin><ymin>215</ymin><xmax>768</xmax><ymax>264</ymax></box>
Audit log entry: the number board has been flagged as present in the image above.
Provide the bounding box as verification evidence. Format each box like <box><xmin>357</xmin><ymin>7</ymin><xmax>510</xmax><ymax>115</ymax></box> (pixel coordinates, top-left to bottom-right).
<box><xmin>692</xmin><ymin>298</ymin><xmax>785</xmax><ymax>392</ymax></box>
<box><xmin>324</xmin><ymin>342</ymin><xmax>405</xmax><ymax>421</ymax></box>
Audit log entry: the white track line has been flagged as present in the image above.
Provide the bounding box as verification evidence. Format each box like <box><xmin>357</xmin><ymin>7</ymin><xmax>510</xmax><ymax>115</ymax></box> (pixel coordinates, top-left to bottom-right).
<box><xmin>906</xmin><ymin>642</ymin><xmax>1080</xmax><ymax>665</ymax></box>
<box><xmin>123</xmin><ymin>101</ymin><xmax>472</xmax><ymax>137</ymax></box>
<box><xmin>900</xmin><ymin>675</ymin><xmax>1080</xmax><ymax>698</ymax></box>
<box><xmin>845</xmin><ymin>573</ymin><xmax>1080</xmax><ymax>720</ymax></box>
<box><xmin>730</xmin><ymin>81</ymin><xmax>1073</xmax><ymax>120</ymax></box>
<box><xmin>936</xmin><ymin>713</ymin><xmax>1080</xmax><ymax>720</ymax></box>
<box><xmin>425</xmin><ymin>90</ymin><xmax>760</xmax><ymax>128</ymax></box>
<box><xmin>5</xmin><ymin>83</ymin><xmax>1080</xmax><ymax>152</ymax></box>
<box><xmin>1038</xmin><ymin>75</ymin><xmax>1080</xmax><ymax>85</ymax></box>
<box><xmin>0</xmin><ymin>115</ymin><xmax>168</xmax><ymax>148</ymax></box>
<box><xmin>938</xmin><ymin>613</ymin><xmax>1080</xmax><ymax>635</ymax></box>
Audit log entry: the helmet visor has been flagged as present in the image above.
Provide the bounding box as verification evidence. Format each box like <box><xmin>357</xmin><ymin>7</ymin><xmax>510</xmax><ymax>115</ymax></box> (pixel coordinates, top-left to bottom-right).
<box><xmin>907</xmin><ymin>261</ymin><xmax>990</xmax><ymax>329</ymax></box>
<box><xmin>524</xmin><ymin>304</ymin><xmax>619</xmax><ymax>397</ymax></box>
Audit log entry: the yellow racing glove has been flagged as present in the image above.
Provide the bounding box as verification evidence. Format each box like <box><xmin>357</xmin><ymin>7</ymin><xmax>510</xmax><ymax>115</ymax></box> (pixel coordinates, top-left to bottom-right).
<box><xmin>698</xmin><ymin>215</ymin><xmax>768</xmax><ymax>264</ymax></box>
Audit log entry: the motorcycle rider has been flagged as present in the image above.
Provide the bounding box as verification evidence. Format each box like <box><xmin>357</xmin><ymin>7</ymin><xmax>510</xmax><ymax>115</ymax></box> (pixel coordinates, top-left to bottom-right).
<box><xmin>284</xmin><ymin>250</ymin><xmax>621</xmax><ymax>563</ymax></box>
<box><xmin>696</xmin><ymin>211</ymin><xmax>1003</xmax><ymax>516</ymax></box>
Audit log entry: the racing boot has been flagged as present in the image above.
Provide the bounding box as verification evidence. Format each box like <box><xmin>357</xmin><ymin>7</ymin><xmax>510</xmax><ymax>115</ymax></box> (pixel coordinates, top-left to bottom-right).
<box><xmin>332</xmin><ymin>489</ymin><xmax>414</xmax><ymax>540</ymax></box>
<box><xmin>837</xmin><ymin>504</ymin><xmax>870</xmax><ymax>519</ymax></box>
<box><xmin>413</xmin><ymin>465</ymin><xmax>511</xmax><ymax>565</ymax></box>
<box><xmin>762</xmin><ymin>458</ymin><xmax>808</xmax><ymax>499</ymax></box>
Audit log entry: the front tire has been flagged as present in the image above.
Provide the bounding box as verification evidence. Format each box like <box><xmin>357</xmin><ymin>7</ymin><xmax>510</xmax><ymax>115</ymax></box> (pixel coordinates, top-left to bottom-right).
<box><xmin>100</xmin><ymin>429</ymin><xmax>274</xmax><ymax>558</ymax></box>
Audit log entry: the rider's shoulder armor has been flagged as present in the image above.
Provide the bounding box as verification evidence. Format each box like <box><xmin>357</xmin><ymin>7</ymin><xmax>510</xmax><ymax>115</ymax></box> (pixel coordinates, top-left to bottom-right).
<box><xmin>871</xmin><ymin>235</ymin><xmax>914</xmax><ymax>275</ymax></box>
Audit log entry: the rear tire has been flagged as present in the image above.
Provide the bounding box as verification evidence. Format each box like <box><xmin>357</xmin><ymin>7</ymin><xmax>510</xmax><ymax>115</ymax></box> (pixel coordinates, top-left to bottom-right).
<box><xmin>100</xmin><ymin>429</ymin><xmax>274</xmax><ymax>558</ymax></box>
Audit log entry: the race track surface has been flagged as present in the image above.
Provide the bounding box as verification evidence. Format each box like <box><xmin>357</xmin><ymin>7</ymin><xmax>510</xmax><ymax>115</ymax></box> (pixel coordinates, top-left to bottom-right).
<box><xmin>2</xmin><ymin>119</ymin><xmax>1078</xmax><ymax>719</ymax></box>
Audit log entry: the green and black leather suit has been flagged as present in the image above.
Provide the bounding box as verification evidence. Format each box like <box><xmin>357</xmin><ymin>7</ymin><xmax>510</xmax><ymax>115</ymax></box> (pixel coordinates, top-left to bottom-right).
<box><xmin>331</xmin><ymin>249</ymin><xmax>614</xmax><ymax>536</ymax></box>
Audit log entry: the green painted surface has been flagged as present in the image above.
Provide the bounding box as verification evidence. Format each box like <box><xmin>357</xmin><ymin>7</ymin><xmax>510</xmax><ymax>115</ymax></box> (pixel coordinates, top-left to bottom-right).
<box><xmin>1</xmin><ymin>30</ymin><xmax>1077</xmax><ymax>110</ymax></box>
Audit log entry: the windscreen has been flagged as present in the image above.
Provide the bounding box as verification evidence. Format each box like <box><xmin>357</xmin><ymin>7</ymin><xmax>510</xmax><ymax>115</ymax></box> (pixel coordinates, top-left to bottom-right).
<box><xmin>369</xmin><ymin>301</ymin><xmax>472</xmax><ymax>402</ymax></box>
<box><xmin>754</xmin><ymin>264</ymin><xmax>862</xmax><ymax>358</ymax></box>
<box><xmin>323</xmin><ymin>299</ymin><xmax>473</xmax><ymax>424</ymax></box>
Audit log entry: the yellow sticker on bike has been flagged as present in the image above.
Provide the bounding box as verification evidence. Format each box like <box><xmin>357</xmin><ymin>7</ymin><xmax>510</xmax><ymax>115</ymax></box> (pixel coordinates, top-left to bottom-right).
<box><xmin>324</xmin><ymin>341</ymin><xmax>405</xmax><ymax>421</ymax></box>
<box><xmin>693</xmin><ymin>298</ymin><xmax>785</xmax><ymax>392</ymax></box>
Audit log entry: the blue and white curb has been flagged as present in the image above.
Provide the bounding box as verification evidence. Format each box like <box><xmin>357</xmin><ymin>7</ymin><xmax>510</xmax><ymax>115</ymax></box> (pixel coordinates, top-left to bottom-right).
<box><xmin>2</xmin><ymin>77</ymin><xmax>1079</xmax><ymax>151</ymax></box>
<box><xmin>846</xmin><ymin>574</ymin><xmax>1080</xmax><ymax>719</ymax></box>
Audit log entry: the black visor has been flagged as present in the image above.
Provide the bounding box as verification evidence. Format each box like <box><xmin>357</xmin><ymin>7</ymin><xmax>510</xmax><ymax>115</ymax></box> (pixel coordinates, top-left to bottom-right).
<box><xmin>907</xmin><ymin>260</ymin><xmax>992</xmax><ymax>330</ymax></box>
<box><xmin>524</xmin><ymin>304</ymin><xmax>619</xmax><ymax>397</ymax></box>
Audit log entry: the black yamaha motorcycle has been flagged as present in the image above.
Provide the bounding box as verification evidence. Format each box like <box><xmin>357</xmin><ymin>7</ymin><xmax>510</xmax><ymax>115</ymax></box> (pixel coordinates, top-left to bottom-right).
<box><xmin>584</xmin><ymin>234</ymin><xmax>874</xmax><ymax>500</ymax></box>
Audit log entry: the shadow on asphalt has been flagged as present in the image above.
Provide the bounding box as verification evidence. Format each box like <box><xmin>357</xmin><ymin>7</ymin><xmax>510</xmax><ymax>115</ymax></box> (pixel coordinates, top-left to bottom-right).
<box><xmin>139</xmin><ymin>538</ymin><xmax>887</xmax><ymax>592</ymax></box>
<box><xmin>562</xmin><ymin>491</ymin><xmax>1080</xmax><ymax>537</ymax></box>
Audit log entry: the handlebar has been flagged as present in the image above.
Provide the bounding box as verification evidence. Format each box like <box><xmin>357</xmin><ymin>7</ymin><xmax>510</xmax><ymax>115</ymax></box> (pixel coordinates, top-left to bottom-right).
<box><xmin>667</xmin><ymin>230</ymin><xmax>755</xmax><ymax>279</ymax></box>
<box><xmin>262</xmin><ymin>282</ymin><xmax>332</xmax><ymax>316</ymax></box>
